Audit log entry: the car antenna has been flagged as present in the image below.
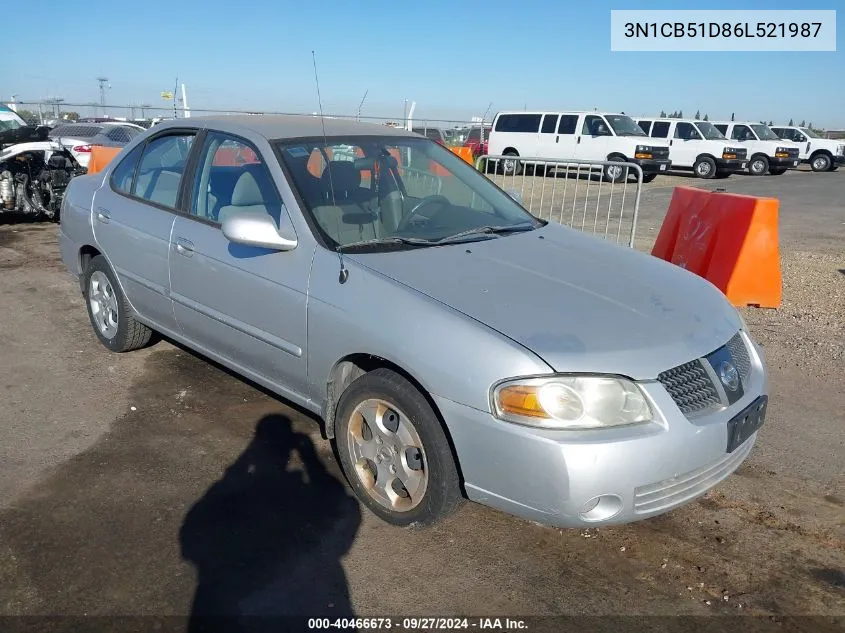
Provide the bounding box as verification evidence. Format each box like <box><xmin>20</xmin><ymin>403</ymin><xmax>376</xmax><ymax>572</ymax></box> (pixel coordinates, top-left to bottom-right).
<box><xmin>312</xmin><ymin>50</ymin><xmax>347</xmax><ymax>284</ymax></box>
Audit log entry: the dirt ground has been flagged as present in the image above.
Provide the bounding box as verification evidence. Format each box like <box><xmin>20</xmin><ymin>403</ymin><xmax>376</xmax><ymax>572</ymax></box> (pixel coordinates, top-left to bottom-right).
<box><xmin>0</xmin><ymin>167</ymin><xmax>842</xmax><ymax>632</ymax></box>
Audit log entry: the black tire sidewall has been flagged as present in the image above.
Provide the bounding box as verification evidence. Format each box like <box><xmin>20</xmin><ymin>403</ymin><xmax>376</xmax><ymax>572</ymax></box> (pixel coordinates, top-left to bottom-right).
<box><xmin>605</xmin><ymin>156</ymin><xmax>627</xmax><ymax>183</ymax></box>
<box><xmin>749</xmin><ymin>157</ymin><xmax>768</xmax><ymax>175</ymax></box>
<box><xmin>83</xmin><ymin>256</ymin><xmax>132</xmax><ymax>352</ymax></box>
<box><xmin>811</xmin><ymin>154</ymin><xmax>831</xmax><ymax>172</ymax></box>
<box><xmin>502</xmin><ymin>151</ymin><xmax>521</xmax><ymax>176</ymax></box>
<box><xmin>334</xmin><ymin>369</ymin><xmax>461</xmax><ymax>527</ymax></box>
<box><xmin>694</xmin><ymin>157</ymin><xmax>716</xmax><ymax>179</ymax></box>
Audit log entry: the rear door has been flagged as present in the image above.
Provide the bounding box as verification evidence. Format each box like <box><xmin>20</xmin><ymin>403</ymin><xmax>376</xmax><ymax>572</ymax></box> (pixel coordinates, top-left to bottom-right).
<box><xmin>537</xmin><ymin>114</ymin><xmax>560</xmax><ymax>159</ymax></box>
<box><xmin>169</xmin><ymin>131</ymin><xmax>311</xmax><ymax>398</ymax></box>
<box><xmin>92</xmin><ymin>130</ymin><xmax>196</xmax><ymax>333</ymax></box>
<box><xmin>553</xmin><ymin>114</ymin><xmax>579</xmax><ymax>160</ymax></box>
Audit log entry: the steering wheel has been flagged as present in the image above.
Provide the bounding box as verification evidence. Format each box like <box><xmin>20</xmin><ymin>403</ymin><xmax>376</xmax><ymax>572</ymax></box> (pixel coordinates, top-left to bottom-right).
<box><xmin>397</xmin><ymin>195</ymin><xmax>450</xmax><ymax>232</ymax></box>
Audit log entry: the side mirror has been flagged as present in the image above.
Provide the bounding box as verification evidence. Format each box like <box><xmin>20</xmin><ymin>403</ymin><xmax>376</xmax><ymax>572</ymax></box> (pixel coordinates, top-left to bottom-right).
<box><xmin>505</xmin><ymin>189</ymin><xmax>524</xmax><ymax>205</ymax></box>
<box><xmin>221</xmin><ymin>211</ymin><xmax>297</xmax><ymax>251</ymax></box>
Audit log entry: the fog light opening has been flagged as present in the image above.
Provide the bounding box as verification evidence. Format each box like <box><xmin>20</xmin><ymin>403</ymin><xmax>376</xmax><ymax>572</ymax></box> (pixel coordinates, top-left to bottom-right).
<box><xmin>579</xmin><ymin>494</ymin><xmax>623</xmax><ymax>522</ymax></box>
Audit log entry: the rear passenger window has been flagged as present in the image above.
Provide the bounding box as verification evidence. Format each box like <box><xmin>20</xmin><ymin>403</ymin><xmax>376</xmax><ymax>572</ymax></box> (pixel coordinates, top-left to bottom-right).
<box><xmin>651</xmin><ymin>122</ymin><xmax>670</xmax><ymax>138</ymax></box>
<box><xmin>134</xmin><ymin>133</ymin><xmax>195</xmax><ymax>209</ymax></box>
<box><xmin>674</xmin><ymin>122</ymin><xmax>701</xmax><ymax>140</ymax></box>
<box><xmin>110</xmin><ymin>144</ymin><xmax>144</xmax><ymax>195</ymax></box>
<box><xmin>494</xmin><ymin>114</ymin><xmax>542</xmax><ymax>133</ymax></box>
<box><xmin>637</xmin><ymin>120</ymin><xmax>652</xmax><ymax>134</ymax></box>
<box><xmin>540</xmin><ymin>115</ymin><xmax>558</xmax><ymax>134</ymax></box>
<box><xmin>557</xmin><ymin>115</ymin><xmax>578</xmax><ymax>135</ymax></box>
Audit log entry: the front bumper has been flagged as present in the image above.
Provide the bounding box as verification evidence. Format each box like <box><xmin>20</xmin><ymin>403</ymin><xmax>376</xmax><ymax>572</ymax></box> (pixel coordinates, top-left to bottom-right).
<box><xmin>437</xmin><ymin>333</ymin><xmax>767</xmax><ymax>528</ymax></box>
<box><xmin>835</xmin><ymin>155</ymin><xmax>845</xmax><ymax>166</ymax></box>
<box><xmin>769</xmin><ymin>156</ymin><xmax>800</xmax><ymax>168</ymax></box>
<box><xmin>715</xmin><ymin>157</ymin><xmax>748</xmax><ymax>173</ymax></box>
<box><xmin>630</xmin><ymin>157</ymin><xmax>671</xmax><ymax>174</ymax></box>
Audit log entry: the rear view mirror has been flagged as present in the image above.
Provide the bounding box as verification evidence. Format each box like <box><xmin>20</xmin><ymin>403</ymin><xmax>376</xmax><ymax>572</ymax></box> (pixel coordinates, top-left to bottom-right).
<box><xmin>221</xmin><ymin>211</ymin><xmax>297</xmax><ymax>251</ymax></box>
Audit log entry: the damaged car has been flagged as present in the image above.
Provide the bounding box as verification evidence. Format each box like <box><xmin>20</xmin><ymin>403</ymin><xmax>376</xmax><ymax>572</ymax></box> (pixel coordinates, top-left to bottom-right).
<box><xmin>0</xmin><ymin>105</ymin><xmax>86</xmax><ymax>221</ymax></box>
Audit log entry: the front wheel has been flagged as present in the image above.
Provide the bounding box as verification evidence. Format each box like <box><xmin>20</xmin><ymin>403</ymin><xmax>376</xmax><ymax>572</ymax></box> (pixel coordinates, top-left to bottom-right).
<box><xmin>84</xmin><ymin>255</ymin><xmax>153</xmax><ymax>352</ymax></box>
<box><xmin>810</xmin><ymin>153</ymin><xmax>832</xmax><ymax>172</ymax></box>
<box><xmin>693</xmin><ymin>156</ymin><xmax>717</xmax><ymax>179</ymax></box>
<box><xmin>334</xmin><ymin>369</ymin><xmax>463</xmax><ymax>526</ymax></box>
<box><xmin>501</xmin><ymin>150</ymin><xmax>522</xmax><ymax>176</ymax></box>
<box><xmin>748</xmin><ymin>156</ymin><xmax>769</xmax><ymax>176</ymax></box>
<box><xmin>604</xmin><ymin>158</ymin><xmax>628</xmax><ymax>183</ymax></box>
<box><xmin>768</xmin><ymin>168</ymin><xmax>787</xmax><ymax>175</ymax></box>
<box><xmin>641</xmin><ymin>173</ymin><xmax>658</xmax><ymax>183</ymax></box>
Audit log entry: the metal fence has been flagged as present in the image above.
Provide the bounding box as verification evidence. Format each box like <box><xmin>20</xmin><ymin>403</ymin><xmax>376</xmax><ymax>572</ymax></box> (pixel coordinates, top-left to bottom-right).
<box><xmin>476</xmin><ymin>155</ymin><xmax>643</xmax><ymax>247</ymax></box>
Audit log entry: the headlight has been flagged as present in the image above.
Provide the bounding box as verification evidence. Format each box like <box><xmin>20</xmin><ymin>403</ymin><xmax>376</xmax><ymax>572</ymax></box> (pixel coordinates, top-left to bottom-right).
<box><xmin>491</xmin><ymin>375</ymin><xmax>653</xmax><ymax>430</ymax></box>
<box><xmin>635</xmin><ymin>145</ymin><xmax>652</xmax><ymax>153</ymax></box>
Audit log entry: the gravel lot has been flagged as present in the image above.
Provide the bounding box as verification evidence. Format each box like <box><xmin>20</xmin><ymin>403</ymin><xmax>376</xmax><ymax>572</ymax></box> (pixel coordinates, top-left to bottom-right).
<box><xmin>0</xmin><ymin>167</ymin><xmax>842</xmax><ymax>631</ymax></box>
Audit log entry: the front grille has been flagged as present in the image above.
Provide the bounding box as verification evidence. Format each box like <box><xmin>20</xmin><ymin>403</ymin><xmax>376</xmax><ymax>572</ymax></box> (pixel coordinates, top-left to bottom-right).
<box><xmin>732</xmin><ymin>148</ymin><xmax>748</xmax><ymax>159</ymax></box>
<box><xmin>783</xmin><ymin>147</ymin><xmax>799</xmax><ymax>158</ymax></box>
<box><xmin>657</xmin><ymin>360</ymin><xmax>721</xmax><ymax>416</ymax></box>
<box><xmin>633</xmin><ymin>437</ymin><xmax>755</xmax><ymax>514</ymax></box>
<box><xmin>649</xmin><ymin>146</ymin><xmax>670</xmax><ymax>160</ymax></box>
<box><xmin>726</xmin><ymin>332</ymin><xmax>751</xmax><ymax>388</ymax></box>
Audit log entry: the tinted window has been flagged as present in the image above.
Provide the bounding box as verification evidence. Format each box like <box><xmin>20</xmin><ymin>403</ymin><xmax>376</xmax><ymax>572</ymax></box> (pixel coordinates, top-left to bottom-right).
<box><xmin>557</xmin><ymin>115</ymin><xmax>578</xmax><ymax>135</ymax></box>
<box><xmin>637</xmin><ymin>120</ymin><xmax>652</xmax><ymax>133</ymax></box>
<box><xmin>540</xmin><ymin>115</ymin><xmax>558</xmax><ymax>134</ymax></box>
<box><xmin>731</xmin><ymin>125</ymin><xmax>753</xmax><ymax>141</ymax></box>
<box><xmin>651</xmin><ymin>121</ymin><xmax>670</xmax><ymax>138</ymax></box>
<box><xmin>494</xmin><ymin>114</ymin><xmax>542</xmax><ymax>133</ymax></box>
<box><xmin>582</xmin><ymin>115</ymin><xmax>610</xmax><ymax>135</ymax></box>
<box><xmin>110</xmin><ymin>144</ymin><xmax>144</xmax><ymax>195</ymax></box>
<box><xmin>134</xmin><ymin>133</ymin><xmax>195</xmax><ymax>208</ymax></box>
<box><xmin>191</xmin><ymin>133</ymin><xmax>280</xmax><ymax>225</ymax></box>
<box><xmin>674</xmin><ymin>122</ymin><xmax>701</xmax><ymax>140</ymax></box>
<box><xmin>714</xmin><ymin>124</ymin><xmax>728</xmax><ymax>134</ymax></box>
<box><xmin>105</xmin><ymin>127</ymin><xmax>132</xmax><ymax>143</ymax></box>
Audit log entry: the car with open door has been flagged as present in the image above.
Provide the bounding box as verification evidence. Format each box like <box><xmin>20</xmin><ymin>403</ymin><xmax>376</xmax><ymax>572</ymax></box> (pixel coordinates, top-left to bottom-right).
<box><xmin>59</xmin><ymin>115</ymin><xmax>768</xmax><ymax>529</ymax></box>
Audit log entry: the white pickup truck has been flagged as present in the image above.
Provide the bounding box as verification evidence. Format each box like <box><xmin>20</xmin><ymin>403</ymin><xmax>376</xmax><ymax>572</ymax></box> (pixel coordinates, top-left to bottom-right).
<box><xmin>770</xmin><ymin>125</ymin><xmax>844</xmax><ymax>172</ymax></box>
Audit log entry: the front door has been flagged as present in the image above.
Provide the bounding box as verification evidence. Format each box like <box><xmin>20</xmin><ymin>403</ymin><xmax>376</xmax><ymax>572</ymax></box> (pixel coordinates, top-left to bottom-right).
<box><xmin>168</xmin><ymin>131</ymin><xmax>311</xmax><ymax>399</ymax></box>
<box><xmin>574</xmin><ymin>114</ymin><xmax>611</xmax><ymax>162</ymax></box>
<box><xmin>669</xmin><ymin>121</ymin><xmax>705</xmax><ymax>168</ymax></box>
<box><xmin>92</xmin><ymin>131</ymin><xmax>197</xmax><ymax>333</ymax></box>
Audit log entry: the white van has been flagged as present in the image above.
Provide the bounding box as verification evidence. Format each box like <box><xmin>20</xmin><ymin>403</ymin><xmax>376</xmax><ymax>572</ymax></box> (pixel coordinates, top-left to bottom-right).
<box><xmin>488</xmin><ymin>111</ymin><xmax>671</xmax><ymax>182</ymax></box>
<box><xmin>634</xmin><ymin>118</ymin><xmax>748</xmax><ymax>179</ymax></box>
<box><xmin>770</xmin><ymin>125</ymin><xmax>845</xmax><ymax>172</ymax></box>
<box><xmin>711</xmin><ymin>121</ymin><xmax>800</xmax><ymax>176</ymax></box>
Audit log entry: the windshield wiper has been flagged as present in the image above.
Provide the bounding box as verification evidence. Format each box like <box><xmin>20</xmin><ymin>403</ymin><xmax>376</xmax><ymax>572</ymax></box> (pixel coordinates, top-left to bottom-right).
<box><xmin>337</xmin><ymin>236</ymin><xmax>434</xmax><ymax>252</ymax></box>
<box><xmin>433</xmin><ymin>223</ymin><xmax>538</xmax><ymax>244</ymax></box>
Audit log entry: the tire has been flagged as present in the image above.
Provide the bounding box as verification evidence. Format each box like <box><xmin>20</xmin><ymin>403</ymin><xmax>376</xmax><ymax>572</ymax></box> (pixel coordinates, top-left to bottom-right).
<box><xmin>693</xmin><ymin>156</ymin><xmax>717</xmax><ymax>179</ymax></box>
<box><xmin>829</xmin><ymin>165</ymin><xmax>840</xmax><ymax>172</ymax></box>
<box><xmin>768</xmin><ymin>168</ymin><xmax>787</xmax><ymax>175</ymax></box>
<box><xmin>748</xmin><ymin>155</ymin><xmax>769</xmax><ymax>176</ymax></box>
<box><xmin>810</xmin><ymin>153</ymin><xmax>832</xmax><ymax>172</ymax></box>
<box><xmin>641</xmin><ymin>173</ymin><xmax>658</xmax><ymax>183</ymax></box>
<box><xmin>604</xmin><ymin>155</ymin><xmax>628</xmax><ymax>183</ymax></box>
<box><xmin>501</xmin><ymin>150</ymin><xmax>522</xmax><ymax>176</ymax></box>
<box><xmin>83</xmin><ymin>255</ymin><xmax>153</xmax><ymax>352</ymax></box>
<box><xmin>334</xmin><ymin>368</ymin><xmax>463</xmax><ymax>527</ymax></box>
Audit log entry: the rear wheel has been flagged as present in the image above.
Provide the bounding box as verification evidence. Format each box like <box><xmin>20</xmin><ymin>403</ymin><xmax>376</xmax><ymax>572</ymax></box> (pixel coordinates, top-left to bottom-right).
<box><xmin>748</xmin><ymin>155</ymin><xmax>769</xmax><ymax>176</ymax></box>
<box><xmin>334</xmin><ymin>369</ymin><xmax>463</xmax><ymax>526</ymax></box>
<box><xmin>501</xmin><ymin>150</ymin><xmax>522</xmax><ymax>176</ymax></box>
<box><xmin>84</xmin><ymin>255</ymin><xmax>153</xmax><ymax>352</ymax></box>
<box><xmin>810</xmin><ymin>153</ymin><xmax>832</xmax><ymax>172</ymax></box>
<box><xmin>693</xmin><ymin>156</ymin><xmax>717</xmax><ymax>179</ymax></box>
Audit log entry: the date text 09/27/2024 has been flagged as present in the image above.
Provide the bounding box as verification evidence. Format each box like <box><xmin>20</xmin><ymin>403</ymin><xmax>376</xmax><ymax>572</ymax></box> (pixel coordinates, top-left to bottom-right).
<box><xmin>307</xmin><ymin>617</ymin><xmax>528</xmax><ymax>630</ymax></box>
<box><xmin>623</xmin><ymin>22</ymin><xmax>822</xmax><ymax>39</ymax></box>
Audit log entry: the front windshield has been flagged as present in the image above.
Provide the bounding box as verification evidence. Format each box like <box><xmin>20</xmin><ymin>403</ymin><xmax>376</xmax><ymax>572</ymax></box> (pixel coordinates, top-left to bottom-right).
<box><xmin>800</xmin><ymin>127</ymin><xmax>821</xmax><ymax>139</ymax></box>
<box><xmin>751</xmin><ymin>124</ymin><xmax>780</xmax><ymax>141</ymax></box>
<box><xmin>276</xmin><ymin>136</ymin><xmax>543</xmax><ymax>251</ymax></box>
<box><xmin>695</xmin><ymin>122</ymin><xmax>726</xmax><ymax>140</ymax></box>
<box><xmin>606</xmin><ymin>115</ymin><xmax>647</xmax><ymax>137</ymax></box>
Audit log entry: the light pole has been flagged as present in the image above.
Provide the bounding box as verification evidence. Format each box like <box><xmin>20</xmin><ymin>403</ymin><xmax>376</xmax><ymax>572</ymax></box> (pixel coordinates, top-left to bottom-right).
<box><xmin>97</xmin><ymin>77</ymin><xmax>110</xmax><ymax>116</ymax></box>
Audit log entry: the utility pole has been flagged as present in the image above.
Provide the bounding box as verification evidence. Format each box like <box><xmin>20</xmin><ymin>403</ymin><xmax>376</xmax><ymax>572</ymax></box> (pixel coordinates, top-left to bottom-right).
<box><xmin>97</xmin><ymin>77</ymin><xmax>110</xmax><ymax>116</ymax></box>
<box><xmin>173</xmin><ymin>77</ymin><xmax>179</xmax><ymax>118</ymax></box>
<box><xmin>140</xmin><ymin>103</ymin><xmax>151</xmax><ymax>119</ymax></box>
<box><xmin>356</xmin><ymin>89</ymin><xmax>368</xmax><ymax>122</ymax></box>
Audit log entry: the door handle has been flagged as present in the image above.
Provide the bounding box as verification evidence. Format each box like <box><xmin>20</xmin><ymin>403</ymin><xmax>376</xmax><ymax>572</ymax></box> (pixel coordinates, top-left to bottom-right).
<box><xmin>174</xmin><ymin>238</ymin><xmax>195</xmax><ymax>257</ymax></box>
<box><xmin>555</xmin><ymin>135</ymin><xmax>559</xmax><ymax>143</ymax></box>
<box><xmin>669</xmin><ymin>140</ymin><xmax>673</xmax><ymax>146</ymax></box>
<box><xmin>96</xmin><ymin>208</ymin><xmax>111</xmax><ymax>224</ymax></box>
<box><xmin>576</xmin><ymin>136</ymin><xmax>581</xmax><ymax>144</ymax></box>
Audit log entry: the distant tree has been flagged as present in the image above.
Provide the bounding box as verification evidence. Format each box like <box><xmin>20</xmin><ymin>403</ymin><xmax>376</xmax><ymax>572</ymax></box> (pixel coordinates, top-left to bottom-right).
<box><xmin>703</xmin><ymin>113</ymin><xmax>709</xmax><ymax>121</ymax></box>
<box><xmin>768</xmin><ymin>120</ymin><xmax>773</xmax><ymax>126</ymax></box>
<box><xmin>731</xmin><ymin>112</ymin><xmax>735</xmax><ymax>121</ymax></box>
<box><xmin>788</xmin><ymin>118</ymin><xmax>794</xmax><ymax>126</ymax></box>
<box><xmin>659</xmin><ymin>110</ymin><xmax>666</xmax><ymax>117</ymax></box>
<box><xmin>11</xmin><ymin>108</ymin><xmax>37</xmax><ymax>123</ymax></box>
<box><xmin>800</xmin><ymin>120</ymin><xmax>806</xmax><ymax>127</ymax></box>
<box><xmin>694</xmin><ymin>110</ymin><xmax>701</xmax><ymax>120</ymax></box>
<box><xmin>59</xmin><ymin>111</ymin><xmax>80</xmax><ymax>121</ymax></box>
<box><xmin>678</xmin><ymin>110</ymin><xmax>683</xmax><ymax>118</ymax></box>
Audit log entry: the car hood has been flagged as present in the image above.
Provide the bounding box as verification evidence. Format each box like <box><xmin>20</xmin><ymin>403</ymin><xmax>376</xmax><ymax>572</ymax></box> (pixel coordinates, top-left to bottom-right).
<box><xmin>349</xmin><ymin>224</ymin><xmax>741</xmax><ymax>380</ymax></box>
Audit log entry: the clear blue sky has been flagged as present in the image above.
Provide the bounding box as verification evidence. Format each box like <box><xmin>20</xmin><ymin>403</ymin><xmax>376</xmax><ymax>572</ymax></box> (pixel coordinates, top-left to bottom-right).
<box><xmin>1</xmin><ymin>0</ymin><xmax>842</xmax><ymax>127</ymax></box>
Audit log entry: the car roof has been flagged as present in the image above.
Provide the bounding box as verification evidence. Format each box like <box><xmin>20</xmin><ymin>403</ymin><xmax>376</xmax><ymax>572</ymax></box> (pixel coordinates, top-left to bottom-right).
<box><xmin>152</xmin><ymin>114</ymin><xmax>416</xmax><ymax>140</ymax></box>
<box><xmin>638</xmin><ymin>118</ymin><xmax>713</xmax><ymax>124</ymax></box>
<box><xmin>709</xmin><ymin>121</ymin><xmax>767</xmax><ymax>126</ymax></box>
<box><xmin>494</xmin><ymin>111</ymin><xmax>625</xmax><ymax>117</ymax></box>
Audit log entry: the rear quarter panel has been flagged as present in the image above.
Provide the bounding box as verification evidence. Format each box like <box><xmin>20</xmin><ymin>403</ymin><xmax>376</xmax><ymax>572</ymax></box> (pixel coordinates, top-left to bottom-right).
<box><xmin>59</xmin><ymin>173</ymin><xmax>104</xmax><ymax>277</ymax></box>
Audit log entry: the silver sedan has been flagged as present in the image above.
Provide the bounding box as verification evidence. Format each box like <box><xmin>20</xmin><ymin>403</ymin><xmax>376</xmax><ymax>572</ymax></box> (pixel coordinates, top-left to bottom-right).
<box><xmin>59</xmin><ymin>115</ymin><xmax>768</xmax><ymax>527</ymax></box>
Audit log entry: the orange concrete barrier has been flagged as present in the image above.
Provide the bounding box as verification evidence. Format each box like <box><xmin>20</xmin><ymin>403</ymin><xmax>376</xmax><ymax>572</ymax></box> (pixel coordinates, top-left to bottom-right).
<box><xmin>449</xmin><ymin>146</ymin><xmax>474</xmax><ymax>165</ymax></box>
<box><xmin>86</xmin><ymin>146</ymin><xmax>122</xmax><ymax>175</ymax></box>
<box><xmin>651</xmin><ymin>186</ymin><xmax>782</xmax><ymax>308</ymax></box>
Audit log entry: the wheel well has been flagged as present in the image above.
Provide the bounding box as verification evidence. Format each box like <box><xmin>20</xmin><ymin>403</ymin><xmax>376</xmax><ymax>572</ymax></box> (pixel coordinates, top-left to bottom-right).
<box><xmin>695</xmin><ymin>153</ymin><xmax>717</xmax><ymax>162</ymax></box>
<box><xmin>79</xmin><ymin>245</ymin><xmax>101</xmax><ymax>276</ymax></box>
<box><xmin>750</xmin><ymin>153</ymin><xmax>768</xmax><ymax>161</ymax></box>
<box><xmin>810</xmin><ymin>149</ymin><xmax>832</xmax><ymax>158</ymax></box>
<box><xmin>323</xmin><ymin>353</ymin><xmax>465</xmax><ymax>487</ymax></box>
<box><xmin>503</xmin><ymin>147</ymin><xmax>519</xmax><ymax>156</ymax></box>
<box><xmin>607</xmin><ymin>152</ymin><xmax>627</xmax><ymax>162</ymax></box>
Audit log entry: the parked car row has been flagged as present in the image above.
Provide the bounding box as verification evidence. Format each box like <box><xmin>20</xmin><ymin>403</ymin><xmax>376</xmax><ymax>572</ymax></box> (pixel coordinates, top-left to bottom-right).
<box><xmin>464</xmin><ymin>110</ymin><xmax>843</xmax><ymax>182</ymax></box>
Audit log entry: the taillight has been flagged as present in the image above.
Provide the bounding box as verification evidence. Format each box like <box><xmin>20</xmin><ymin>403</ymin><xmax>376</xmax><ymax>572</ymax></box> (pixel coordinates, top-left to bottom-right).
<box><xmin>73</xmin><ymin>145</ymin><xmax>92</xmax><ymax>153</ymax></box>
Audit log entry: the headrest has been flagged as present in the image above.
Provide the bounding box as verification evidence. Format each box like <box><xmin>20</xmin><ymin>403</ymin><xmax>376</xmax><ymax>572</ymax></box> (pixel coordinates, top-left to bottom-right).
<box><xmin>320</xmin><ymin>161</ymin><xmax>361</xmax><ymax>194</ymax></box>
<box><xmin>230</xmin><ymin>170</ymin><xmax>264</xmax><ymax>206</ymax></box>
